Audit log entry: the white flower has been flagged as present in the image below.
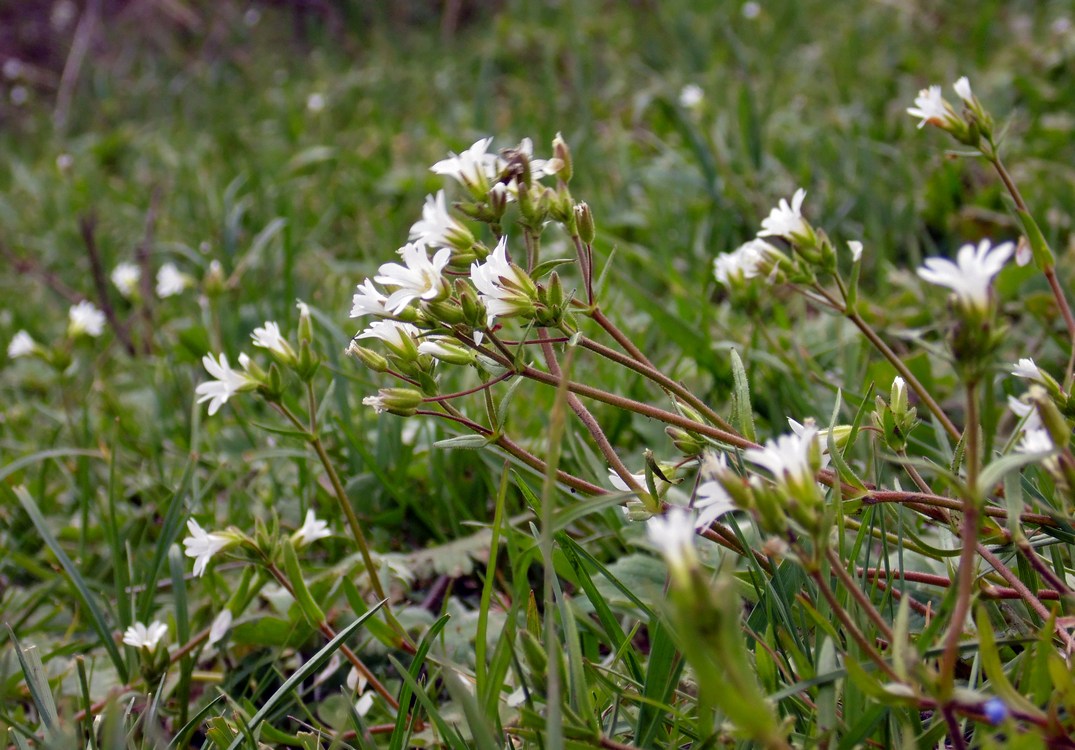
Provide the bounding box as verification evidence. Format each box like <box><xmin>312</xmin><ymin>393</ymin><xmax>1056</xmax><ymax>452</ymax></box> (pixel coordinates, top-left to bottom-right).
<box><xmin>916</xmin><ymin>239</ymin><xmax>1013</xmax><ymax>312</ymax></box>
<box><xmin>374</xmin><ymin>243</ymin><xmax>452</xmax><ymax>313</ymax></box>
<box><xmin>1015</xmin><ymin>238</ymin><xmax>1032</xmax><ymax>267</ymax></box>
<box><xmin>713</xmin><ymin>239</ymin><xmax>779</xmax><ymax>287</ymax></box>
<box><xmin>694</xmin><ymin>480</ymin><xmax>736</xmax><ymax>530</ymax></box>
<box><xmin>848</xmin><ymin>241</ymin><xmax>863</xmax><ymax>262</ymax></box>
<box><xmin>430</xmin><ymin>137</ymin><xmax>502</xmax><ymax>195</ymax></box>
<box><xmin>8</xmin><ymin>330</ymin><xmax>36</xmax><ymax>359</ymax></box>
<box><xmin>1011</xmin><ymin>358</ymin><xmax>1042</xmax><ymax>381</ymax></box>
<box><xmin>1008</xmin><ymin>396</ymin><xmax>1042</xmax><ymax>433</ymax></box>
<box><xmin>156</xmin><ymin>263</ymin><xmax>189</xmax><ymax>297</ymax></box>
<box><xmin>122</xmin><ymin>620</ymin><xmax>168</xmax><ymax>651</ymax></box>
<box><xmin>182</xmin><ymin>518</ymin><xmax>235</xmax><ymax>577</ymax></box>
<box><xmin>758</xmin><ymin>188</ymin><xmax>810</xmax><ymax>240</ymax></box>
<box><xmin>356</xmin><ymin>320</ymin><xmax>420</xmax><ymax>352</ymax></box>
<box><xmin>907</xmin><ymin>85</ymin><xmax>957</xmax><ymax>129</ymax></box>
<box><xmin>207</xmin><ymin>610</ymin><xmax>233</xmax><ymax>647</ymax></box>
<box><xmin>646</xmin><ymin>507</ymin><xmax>698</xmax><ymax>578</ymax></box>
<box><xmin>68</xmin><ymin>301</ymin><xmax>106</xmax><ymax>338</ymax></box>
<box><xmin>409</xmin><ymin>190</ymin><xmax>475</xmax><ymax>250</ymax></box>
<box><xmin>469</xmin><ymin>237</ymin><xmax>537</xmax><ymax>327</ymax></box>
<box><xmin>744</xmin><ymin>424</ymin><xmax>819</xmax><ymax>488</ymax></box>
<box><xmin>111</xmin><ymin>262</ymin><xmax>141</xmax><ymax>298</ymax></box>
<box><xmin>1018</xmin><ymin>428</ymin><xmax>1054</xmax><ymax>455</ymax></box>
<box><xmin>292</xmin><ymin>509</ymin><xmax>331</xmax><ymax>547</ymax></box>
<box><xmin>350</xmin><ymin>279</ymin><xmax>394</xmax><ymax>318</ymax></box>
<box><xmin>195</xmin><ymin>353</ymin><xmax>254</xmax><ymax>416</ymax></box>
<box><xmin>251</xmin><ymin>321</ymin><xmax>292</xmax><ymax>358</ymax></box>
<box><xmin>678</xmin><ymin>83</ymin><xmax>704</xmax><ymax>108</ymax></box>
<box><xmin>953</xmin><ymin>76</ymin><xmax>973</xmax><ymax>104</ymax></box>
<box><xmin>514</xmin><ymin>137</ymin><xmax>561</xmax><ymax>179</ymax></box>
<box><xmin>362</xmin><ymin>394</ymin><xmax>388</xmax><ymax>413</ymax></box>
<box><xmin>741</xmin><ymin>1</ymin><xmax>761</xmax><ymax>19</ymax></box>
<box><xmin>306</xmin><ymin>92</ymin><xmax>325</xmax><ymax>113</ymax></box>
<box><xmin>354</xmin><ymin>692</ymin><xmax>375</xmax><ymax>717</ymax></box>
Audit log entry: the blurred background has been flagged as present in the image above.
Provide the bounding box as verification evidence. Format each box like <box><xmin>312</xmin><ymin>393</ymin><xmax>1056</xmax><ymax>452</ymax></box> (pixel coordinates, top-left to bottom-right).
<box><xmin>3</xmin><ymin>0</ymin><xmax>1075</xmax><ymax>542</ymax></box>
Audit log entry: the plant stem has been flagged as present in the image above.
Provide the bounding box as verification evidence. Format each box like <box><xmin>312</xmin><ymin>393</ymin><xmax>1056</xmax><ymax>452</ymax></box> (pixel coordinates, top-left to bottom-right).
<box><xmin>939</xmin><ymin>381</ymin><xmax>980</xmax><ymax>696</ymax></box>
<box><xmin>825</xmin><ymin>548</ymin><xmax>895</xmax><ymax>644</ymax></box>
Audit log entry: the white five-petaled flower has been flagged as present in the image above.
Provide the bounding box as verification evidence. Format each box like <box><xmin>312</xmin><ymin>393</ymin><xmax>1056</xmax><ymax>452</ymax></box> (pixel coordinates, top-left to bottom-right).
<box><xmin>183</xmin><ymin>518</ymin><xmax>236</xmax><ymax>577</ymax></box>
<box><xmin>907</xmin><ymin>85</ymin><xmax>958</xmax><ymax>129</ymax></box>
<box><xmin>1011</xmin><ymin>358</ymin><xmax>1043</xmax><ymax>381</ymax></box>
<box><xmin>68</xmin><ymin>300</ymin><xmax>106</xmax><ymax>338</ymax></box>
<box><xmin>7</xmin><ymin>330</ymin><xmax>36</xmax><ymax>359</ymax></box>
<box><xmin>292</xmin><ymin>509</ymin><xmax>331</xmax><ymax>547</ymax></box>
<box><xmin>122</xmin><ymin>620</ymin><xmax>169</xmax><ymax>651</ymax></box>
<box><xmin>758</xmin><ymin>188</ymin><xmax>810</xmax><ymax>241</ymax></box>
<box><xmin>207</xmin><ymin>610</ymin><xmax>233</xmax><ymax>647</ymax></box>
<box><xmin>744</xmin><ymin>423</ymin><xmax>819</xmax><ymax>490</ymax></box>
<box><xmin>646</xmin><ymin>507</ymin><xmax>698</xmax><ymax>579</ymax></box>
<box><xmin>713</xmin><ymin>239</ymin><xmax>779</xmax><ymax>287</ymax></box>
<box><xmin>430</xmin><ymin>137</ymin><xmax>502</xmax><ymax>195</ymax></box>
<box><xmin>111</xmin><ymin>262</ymin><xmax>141</xmax><ymax>299</ymax></box>
<box><xmin>916</xmin><ymin>239</ymin><xmax>1013</xmax><ymax>313</ymax></box>
<box><xmin>469</xmin><ymin>237</ymin><xmax>537</xmax><ymax>327</ymax></box>
<box><xmin>195</xmin><ymin>353</ymin><xmax>254</xmax><ymax>416</ymax></box>
<box><xmin>350</xmin><ymin>279</ymin><xmax>394</xmax><ymax>318</ymax></box>
<box><xmin>694</xmin><ymin>480</ymin><xmax>737</xmax><ymax>530</ymax></box>
<box><xmin>514</xmin><ymin>137</ymin><xmax>562</xmax><ymax>180</ymax></box>
<box><xmin>374</xmin><ymin>243</ymin><xmax>452</xmax><ymax>313</ymax></box>
<box><xmin>156</xmin><ymin>262</ymin><xmax>189</xmax><ymax>298</ymax></box>
<box><xmin>251</xmin><ymin>321</ymin><xmax>292</xmax><ymax>358</ymax></box>
<box><xmin>409</xmin><ymin>190</ymin><xmax>475</xmax><ymax>251</ymax></box>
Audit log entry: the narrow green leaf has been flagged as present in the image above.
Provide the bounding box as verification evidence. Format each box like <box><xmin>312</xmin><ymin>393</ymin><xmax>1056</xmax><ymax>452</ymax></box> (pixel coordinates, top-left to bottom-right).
<box><xmin>389</xmin><ymin>613</ymin><xmax>451</xmax><ymax>750</ymax></box>
<box><xmin>730</xmin><ymin>349</ymin><xmax>756</xmax><ymax>443</ymax></box>
<box><xmin>224</xmin><ymin>603</ymin><xmax>384</xmax><ymax>750</ymax></box>
<box><xmin>5</xmin><ymin>628</ymin><xmax>59</xmax><ymax>735</ymax></box>
<box><xmin>13</xmin><ymin>486</ymin><xmax>128</xmax><ymax>682</ymax></box>
<box><xmin>281</xmin><ymin>539</ymin><xmax>326</xmax><ymax>627</ymax></box>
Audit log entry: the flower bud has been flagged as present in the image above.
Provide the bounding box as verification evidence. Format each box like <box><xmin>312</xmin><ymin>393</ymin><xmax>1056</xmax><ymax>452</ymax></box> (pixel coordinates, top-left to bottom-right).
<box><xmin>573</xmin><ymin>202</ymin><xmax>595</xmax><ymax>244</ymax></box>
<box><xmin>552</xmin><ymin>132</ymin><xmax>573</xmax><ymax>183</ymax></box>
<box><xmin>296</xmin><ymin>300</ymin><xmax>314</xmax><ymax>343</ymax></box>
<box><xmin>363</xmin><ymin>387</ymin><xmax>423</xmax><ymax>417</ymax></box>
<box><xmin>422</xmin><ymin>298</ymin><xmax>466</xmax><ymax>326</ymax></box>
<box><xmin>203</xmin><ymin>259</ymin><xmax>227</xmax><ymax>297</ymax></box>
<box><xmin>1028</xmin><ymin>385</ymin><xmax>1071</xmax><ymax>449</ymax></box>
<box><xmin>296</xmin><ymin>340</ymin><xmax>320</xmax><ymax>381</ymax></box>
<box><xmin>417</xmin><ymin>337</ymin><xmax>476</xmax><ymax>366</ymax></box>
<box><xmin>346</xmin><ymin>342</ymin><xmax>389</xmax><ymax>372</ymax></box>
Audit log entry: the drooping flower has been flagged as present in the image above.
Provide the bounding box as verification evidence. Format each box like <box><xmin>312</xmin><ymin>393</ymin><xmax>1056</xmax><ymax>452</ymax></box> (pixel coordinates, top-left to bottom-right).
<box><xmin>195</xmin><ymin>353</ymin><xmax>255</xmax><ymax>416</ymax></box>
<box><xmin>292</xmin><ymin>509</ymin><xmax>331</xmax><ymax>547</ymax></box>
<box><xmin>122</xmin><ymin>620</ymin><xmax>169</xmax><ymax>651</ymax></box>
<box><xmin>430</xmin><ymin>137</ymin><xmax>502</xmax><ymax>196</ymax></box>
<box><xmin>713</xmin><ymin>239</ymin><xmax>780</xmax><ymax>287</ymax></box>
<box><xmin>182</xmin><ymin>518</ymin><xmax>237</xmax><ymax>577</ymax></box>
<box><xmin>68</xmin><ymin>301</ymin><xmax>106</xmax><ymax>338</ymax></box>
<box><xmin>409</xmin><ymin>190</ymin><xmax>475</xmax><ymax>251</ymax></box>
<box><xmin>646</xmin><ymin>507</ymin><xmax>698</xmax><ymax>580</ymax></box>
<box><xmin>111</xmin><ymin>262</ymin><xmax>141</xmax><ymax>299</ymax></box>
<box><xmin>757</xmin><ymin>188</ymin><xmax>810</xmax><ymax>242</ymax></box>
<box><xmin>916</xmin><ymin>239</ymin><xmax>1013</xmax><ymax>313</ymax></box>
<box><xmin>469</xmin><ymin>237</ymin><xmax>537</xmax><ymax>327</ymax></box>
<box><xmin>156</xmin><ymin>263</ymin><xmax>189</xmax><ymax>298</ymax></box>
<box><xmin>7</xmin><ymin>330</ymin><xmax>36</xmax><ymax>359</ymax></box>
<box><xmin>207</xmin><ymin>610</ymin><xmax>233</xmax><ymax>647</ymax></box>
<box><xmin>374</xmin><ymin>243</ymin><xmax>452</xmax><ymax>313</ymax></box>
<box><xmin>907</xmin><ymin>85</ymin><xmax>959</xmax><ymax>129</ymax></box>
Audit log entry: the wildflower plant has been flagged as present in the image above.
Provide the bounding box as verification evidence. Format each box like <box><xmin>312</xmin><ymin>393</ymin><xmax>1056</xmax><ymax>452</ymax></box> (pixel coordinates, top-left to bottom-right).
<box><xmin>7</xmin><ymin>56</ymin><xmax>1075</xmax><ymax>750</ymax></box>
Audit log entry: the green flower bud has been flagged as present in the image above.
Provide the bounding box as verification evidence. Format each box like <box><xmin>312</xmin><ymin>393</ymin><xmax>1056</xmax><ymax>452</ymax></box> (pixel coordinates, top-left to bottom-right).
<box><xmin>573</xmin><ymin>202</ymin><xmax>595</xmax><ymax>244</ymax></box>
<box><xmin>363</xmin><ymin>387</ymin><xmax>423</xmax><ymax>417</ymax></box>
<box><xmin>552</xmin><ymin>132</ymin><xmax>572</xmax><ymax>183</ymax></box>
<box><xmin>346</xmin><ymin>342</ymin><xmax>390</xmax><ymax>373</ymax></box>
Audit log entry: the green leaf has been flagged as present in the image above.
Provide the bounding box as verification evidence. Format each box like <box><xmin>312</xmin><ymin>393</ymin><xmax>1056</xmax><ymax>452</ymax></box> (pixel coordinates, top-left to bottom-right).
<box><xmin>434</xmin><ymin>434</ymin><xmax>492</xmax><ymax>450</ymax></box>
<box><xmin>224</xmin><ymin>603</ymin><xmax>384</xmax><ymax>750</ymax></box>
<box><xmin>6</xmin><ymin>627</ymin><xmax>59</xmax><ymax>736</ymax></box>
<box><xmin>281</xmin><ymin>539</ymin><xmax>326</xmax><ymax>627</ymax></box>
<box><xmin>13</xmin><ymin>486</ymin><xmax>128</xmax><ymax>683</ymax></box>
<box><xmin>389</xmin><ymin>613</ymin><xmax>451</xmax><ymax>750</ymax></box>
<box><xmin>1015</xmin><ymin>208</ymin><xmax>1054</xmax><ymax>269</ymax></box>
<box><xmin>729</xmin><ymin>349</ymin><xmax>756</xmax><ymax>442</ymax></box>
<box><xmin>530</xmin><ymin>257</ymin><xmax>577</xmax><ymax>280</ymax></box>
